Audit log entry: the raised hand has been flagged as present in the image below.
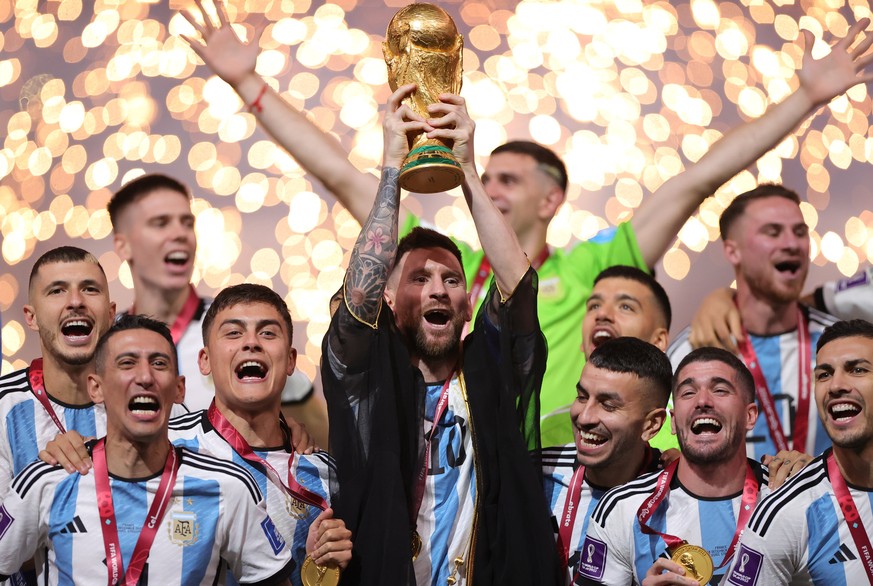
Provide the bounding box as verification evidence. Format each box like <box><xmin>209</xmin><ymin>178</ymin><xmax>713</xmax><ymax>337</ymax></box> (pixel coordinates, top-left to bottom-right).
<box><xmin>383</xmin><ymin>84</ymin><xmax>433</xmax><ymax>170</ymax></box>
<box><xmin>425</xmin><ymin>94</ymin><xmax>476</xmax><ymax>171</ymax></box>
<box><xmin>179</xmin><ymin>0</ymin><xmax>265</xmax><ymax>88</ymax></box>
<box><xmin>797</xmin><ymin>17</ymin><xmax>873</xmax><ymax>107</ymax></box>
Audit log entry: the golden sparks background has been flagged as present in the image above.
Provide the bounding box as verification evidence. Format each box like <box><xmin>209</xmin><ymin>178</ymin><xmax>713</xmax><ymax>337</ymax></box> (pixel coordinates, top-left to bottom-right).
<box><xmin>2</xmin><ymin>0</ymin><xmax>872</xmax><ymax>379</ymax></box>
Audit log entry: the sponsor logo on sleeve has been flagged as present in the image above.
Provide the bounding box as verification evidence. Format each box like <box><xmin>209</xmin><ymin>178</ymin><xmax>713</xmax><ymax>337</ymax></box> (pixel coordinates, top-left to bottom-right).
<box><xmin>0</xmin><ymin>506</ymin><xmax>13</xmax><ymax>541</ymax></box>
<box><xmin>261</xmin><ymin>517</ymin><xmax>286</xmax><ymax>555</ymax></box>
<box><xmin>727</xmin><ymin>544</ymin><xmax>763</xmax><ymax>586</ymax></box>
<box><xmin>575</xmin><ymin>536</ymin><xmax>607</xmax><ymax>580</ymax></box>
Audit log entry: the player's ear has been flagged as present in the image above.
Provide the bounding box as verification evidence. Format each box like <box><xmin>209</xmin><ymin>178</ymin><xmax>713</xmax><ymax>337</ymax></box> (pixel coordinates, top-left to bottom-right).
<box><xmin>198</xmin><ymin>348</ymin><xmax>212</xmax><ymax>376</ymax></box>
<box><xmin>88</xmin><ymin>373</ymin><xmax>105</xmax><ymax>405</ymax></box>
<box><xmin>641</xmin><ymin>407</ymin><xmax>667</xmax><ymax>442</ymax></box>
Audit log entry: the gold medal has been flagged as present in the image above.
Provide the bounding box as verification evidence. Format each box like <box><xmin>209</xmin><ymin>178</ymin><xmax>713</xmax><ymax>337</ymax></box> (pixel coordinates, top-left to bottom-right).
<box><xmin>669</xmin><ymin>543</ymin><xmax>713</xmax><ymax>585</ymax></box>
<box><xmin>301</xmin><ymin>556</ymin><xmax>341</xmax><ymax>586</ymax></box>
<box><xmin>411</xmin><ymin>530</ymin><xmax>422</xmax><ymax>561</ymax></box>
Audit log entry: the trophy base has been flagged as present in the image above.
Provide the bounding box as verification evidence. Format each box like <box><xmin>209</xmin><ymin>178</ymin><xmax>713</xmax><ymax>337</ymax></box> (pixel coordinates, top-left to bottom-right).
<box><xmin>400</xmin><ymin>145</ymin><xmax>464</xmax><ymax>194</ymax></box>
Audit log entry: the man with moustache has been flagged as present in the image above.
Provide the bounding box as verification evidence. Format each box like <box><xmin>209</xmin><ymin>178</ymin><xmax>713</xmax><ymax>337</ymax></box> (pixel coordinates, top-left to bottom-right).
<box><xmin>0</xmin><ymin>315</ymin><xmax>295</xmax><ymax>584</ymax></box>
<box><xmin>0</xmin><ymin>247</ymin><xmax>115</xmax><ymax>498</ymax></box>
<box><xmin>539</xmin><ymin>337</ymin><xmax>671</xmax><ymax>584</ymax></box>
<box><xmin>182</xmin><ymin>4</ymin><xmax>873</xmax><ymax>446</ymax></box>
<box><xmin>668</xmin><ymin>185</ymin><xmax>836</xmax><ymax>462</ymax></box>
<box><xmin>723</xmin><ymin>319</ymin><xmax>873</xmax><ymax>585</ymax></box>
<box><xmin>108</xmin><ymin>174</ymin><xmax>325</xmax><ymax>444</ymax></box>
<box><xmin>578</xmin><ymin>348</ymin><xmax>769</xmax><ymax>586</ymax></box>
<box><xmin>322</xmin><ymin>86</ymin><xmax>560</xmax><ymax>585</ymax></box>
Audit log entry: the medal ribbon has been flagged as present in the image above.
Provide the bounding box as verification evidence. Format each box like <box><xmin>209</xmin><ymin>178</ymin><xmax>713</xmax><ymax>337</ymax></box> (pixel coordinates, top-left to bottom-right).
<box><xmin>636</xmin><ymin>459</ymin><xmax>759</xmax><ymax>568</ymax></box>
<box><xmin>206</xmin><ymin>403</ymin><xmax>327</xmax><ymax>511</ymax></box>
<box><xmin>559</xmin><ymin>447</ymin><xmax>654</xmax><ymax>572</ymax></box>
<box><xmin>28</xmin><ymin>358</ymin><xmax>66</xmax><ymax>434</ymax></box>
<box><xmin>736</xmin><ymin>306</ymin><xmax>811</xmax><ymax>452</ymax></box>
<box><xmin>93</xmin><ymin>438</ymin><xmax>179</xmax><ymax>586</ymax></box>
<box><xmin>827</xmin><ymin>453</ymin><xmax>873</xmax><ymax>584</ymax></box>
<box><xmin>557</xmin><ymin>464</ymin><xmax>585</xmax><ymax>571</ymax></box>
<box><xmin>130</xmin><ymin>285</ymin><xmax>201</xmax><ymax>345</ymax></box>
<box><xmin>411</xmin><ymin>374</ymin><xmax>455</xmax><ymax>526</ymax></box>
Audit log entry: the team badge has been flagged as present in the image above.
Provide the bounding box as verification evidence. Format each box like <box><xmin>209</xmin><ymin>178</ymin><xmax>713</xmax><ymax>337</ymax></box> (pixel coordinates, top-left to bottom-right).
<box><xmin>168</xmin><ymin>510</ymin><xmax>199</xmax><ymax>546</ymax></box>
<box><xmin>285</xmin><ymin>495</ymin><xmax>308</xmax><ymax>520</ymax></box>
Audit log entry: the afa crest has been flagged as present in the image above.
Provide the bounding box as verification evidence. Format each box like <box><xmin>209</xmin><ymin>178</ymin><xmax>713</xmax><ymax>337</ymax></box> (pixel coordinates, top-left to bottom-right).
<box><xmin>168</xmin><ymin>510</ymin><xmax>199</xmax><ymax>547</ymax></box>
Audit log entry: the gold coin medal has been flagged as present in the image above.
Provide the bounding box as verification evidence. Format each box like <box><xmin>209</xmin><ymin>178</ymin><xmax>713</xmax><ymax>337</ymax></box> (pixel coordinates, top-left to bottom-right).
<box><xmin>669</xmin><ymin>542</ymin><xmax>713</xmax><ymax>585</ymax></box>
<box><xmin>301</xmin><ymin>556</ymin><xmax>341</xmax><ymax>586</ymax></box>
<box><xmin>411</xmin><ymin>530</ymin><xmax>423</xmax><ymax>561</ymax></box>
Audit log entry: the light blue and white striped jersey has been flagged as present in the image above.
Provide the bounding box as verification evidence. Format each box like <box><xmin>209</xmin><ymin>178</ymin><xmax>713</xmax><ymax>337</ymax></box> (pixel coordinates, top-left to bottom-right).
<box><xmin>415</xmin><ymin>378</ymin><xmax>476</xmax><ymax>586</ymax></box>
<box><xmin>168</xmin><ymin>410</ymin><xmax>334</xmax><ymax>586</ymax></box>
<box><xmin>578</xmin><ymin>460</ymin><xmax>769</xmax><ymax>586</ymax></box>
<box><xmin>724</xmin><ymin>451</ymin><xmax>873</xmax><ymax>586</ymax></box>
<box><xmin>0</xmin><ymin>366</ymin><xmax>105</xmax><ymax>498</ymax></box>
<box><xmin>539</xmin><ymin>444</ymin><xmax>662</xmax><ymax>585</ymax></box>
<box><xmin>0</xmin><ymin>447</ymin><xmax>293</xmax><ymax>585</ymax></box>
<box><xmin>668</xmin><ymin>306</ymin><xmax>836</xmax><ymax>460</ymax></box>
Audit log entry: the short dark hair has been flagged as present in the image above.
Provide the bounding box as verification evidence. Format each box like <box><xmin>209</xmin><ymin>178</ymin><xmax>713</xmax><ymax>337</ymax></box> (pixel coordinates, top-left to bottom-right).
<box><xmin>816</xmin><ymin>319</ymin><xmax>873</xmax><ymax>354</ymax></box>
<box><xmin>202</xmin><ymin>283</ymin><xmax>294</xmax><ymax>343</ymax></box>
<box><xmin>29</xmin><ymin>246</ymin><xmax>105</xmax><ymax>293</ymax></box>
<box><xmin>491</xmin><ymin>140</ymin><xmax>568</xmax><ymax>193</ymax></box>
<box><xmin>95</xmin><ymin>314</ymin><xmax>177</xmax><ymax>374</ymax></box>
<box><xmin>396</xmin><ymin>227</ymin><xmax>464</xmax><ymax>275</ymax></box>
<box><xmin>587</xmin><ymin>337</ymin><xmax>673</xmax><ymax>408</ymax></box>
<box><xmin>719</xmin><ymin>184</ymin><xmax>801</xmax><ymax>240</ymax></box>
<box><xmin>673</xmin><ymin>347</ymin><xmax>756</xmax><ymax>403</ymax></box>
<box><xmin>594</xmin><ymin>265</ymin><xmax>672</xmax><ymax>329</ymax></box>
<box><xmin>108</xmin><ymin>174</ymin><xmax>191</xmax><ymax>230</ymax></box>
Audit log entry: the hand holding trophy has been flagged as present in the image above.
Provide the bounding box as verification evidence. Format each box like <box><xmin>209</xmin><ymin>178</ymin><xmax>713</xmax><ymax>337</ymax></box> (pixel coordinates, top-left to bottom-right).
<box><xmin>384</xmin><ymin>3</ymin><xmax>464</xmax><ymax>193</ymax></box>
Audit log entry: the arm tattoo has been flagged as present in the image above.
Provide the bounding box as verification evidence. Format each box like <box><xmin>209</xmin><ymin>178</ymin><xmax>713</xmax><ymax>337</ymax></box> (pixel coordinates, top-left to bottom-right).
<box><xmin>344</xmin><ymin>168</ymin><xmax>401</xmax><ymax>323</ymax></box>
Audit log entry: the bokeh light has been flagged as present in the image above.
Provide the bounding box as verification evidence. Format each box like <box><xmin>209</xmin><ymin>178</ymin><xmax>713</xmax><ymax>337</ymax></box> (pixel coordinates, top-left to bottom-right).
<box><xmin>2</xmin><ymin>0</ymin><xmax>872</xmax><ymax>377</ymax></box>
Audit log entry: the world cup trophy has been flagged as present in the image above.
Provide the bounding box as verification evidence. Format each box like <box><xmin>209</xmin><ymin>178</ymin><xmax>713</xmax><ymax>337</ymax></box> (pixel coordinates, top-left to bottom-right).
<box><xmin>384</xmin><ymin>3</ymin><xmax>464</xmax><ymax>193</ymax></box>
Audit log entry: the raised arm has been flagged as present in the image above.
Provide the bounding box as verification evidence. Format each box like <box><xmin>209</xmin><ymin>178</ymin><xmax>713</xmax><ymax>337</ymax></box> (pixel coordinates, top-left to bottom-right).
<box><xmin>342</xmin><ymin>85</ymin><xmax>430</xmax><ymax>325</ymax></box>
<box><xmin>632</xmin><ymin>18</ymin><xmax>873</xmax><ymax>267</ymax></box>
<box><xmin>426</xmin><ymin>95</ymin><xmax>529</xmax><ymax>295</ymax></box>
<box><xmin>180</xmin><ymin>0</ymin><xmax>378</xmax><ymax>225</ymax></box>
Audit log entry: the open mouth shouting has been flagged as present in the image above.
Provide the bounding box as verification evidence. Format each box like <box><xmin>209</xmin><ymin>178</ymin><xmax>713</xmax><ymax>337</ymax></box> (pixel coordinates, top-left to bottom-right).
<box><xmin>423</xmin><ymin>308</ymin><xmax>452</xmax><ymax>329</ymax></box>
<box><xmin>590</xmin><ymin>326</ymin><xmax>617</xmax><ymax>349</ymax></box>
<box><xmin>827</xmin><ymin>401</ymin><xmax>862</xmax><ymax>425</ymax></box>
<box><xmin>164</xmin><ymin>251</ymin><xmax>191</xmax><ymax>273</ymax></box>
<box><xmin>690</xmin><ymin>416</ymin><xmax>723</xmax><ymax>436</ymax></box>
<box><xmin>60</xmin><ymin>317</ymin><xmax>95</xmax><ymax>346</ymax></box>
<box><xmin>773</xmin><ymin>259</ymin><xmax>803</xmax><ymax>278</ymax></box>
<box><xmin>235</xmin><ymin>360</ymin><xmax>268</xmax><ymax>382</ymax></box>
<box><xmin>129</xmin><ymin>395</ymin><xmax>161</xmax><ymax>419</ymax></box>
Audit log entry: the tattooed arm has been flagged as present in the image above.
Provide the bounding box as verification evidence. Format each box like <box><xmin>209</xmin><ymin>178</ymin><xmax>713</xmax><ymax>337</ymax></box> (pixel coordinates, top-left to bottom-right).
<box><xmin>342</xmin><ymin>84</ymin><xmax>432</xmax><ymax>325</ymax></box>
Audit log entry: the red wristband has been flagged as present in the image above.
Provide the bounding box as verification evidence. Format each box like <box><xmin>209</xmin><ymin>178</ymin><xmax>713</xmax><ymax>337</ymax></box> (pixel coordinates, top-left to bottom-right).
<box><xmin>247</xmin><ymin>82</ymin><xmax>268</xmax><ymax>113</ymax></box>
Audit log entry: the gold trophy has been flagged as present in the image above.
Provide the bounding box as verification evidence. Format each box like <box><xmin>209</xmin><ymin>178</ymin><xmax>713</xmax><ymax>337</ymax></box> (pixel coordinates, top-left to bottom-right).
<box><xmin>384</xmin><ymin>3</ymin><xmax>464</xmax><ymax>194</ymax></box>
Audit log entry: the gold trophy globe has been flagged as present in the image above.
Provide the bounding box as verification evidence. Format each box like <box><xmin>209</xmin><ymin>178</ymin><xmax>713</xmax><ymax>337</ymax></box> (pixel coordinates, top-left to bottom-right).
<box><xmin>384</xmin><ymin>3</ymin><xmax>464</xmax><ymax>193</ymax></box>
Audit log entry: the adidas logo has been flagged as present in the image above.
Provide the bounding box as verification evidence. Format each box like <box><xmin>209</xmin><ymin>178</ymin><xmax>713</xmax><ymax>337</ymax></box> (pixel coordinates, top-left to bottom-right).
<box><xmin>59</xmin><ymin>516</ymin><xmax>86</xmax><ymax>534</ymax></box>
<box><xmin>828</xmin><ymin>543</ymin><xmax>857</xmax><ymax>565</ymax></box>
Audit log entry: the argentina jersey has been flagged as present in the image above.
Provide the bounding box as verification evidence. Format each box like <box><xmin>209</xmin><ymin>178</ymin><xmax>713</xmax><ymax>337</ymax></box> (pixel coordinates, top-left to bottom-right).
<box><xmin>577</xmin><ymin>460</ymin><xmax>769</xmax><ymax>586</ymax></box>
<box><xmin>168</xmin><ymin>410</ymin><xmax>334</xmax><ymax>586</ymax></box>
<box><xmin>0</xmin><ymin>448</ymin><xmax>292</xmax><ymax>585</ymax></box>
<box><xmin>540</xmin><ymin>444</ymin><xmax>609</xmax><ymax>585</ymax></box>
<box><xmin>415</xmin><ymin>378</ymin><xmax>476</xmax><ymax>586</ymax></box>
<box><xmin>667</xmin><ymin>306</ymin><xmax>835</xmax><ymax>461</ymax></box>
<box><xmin>725</xmin><ymin>452</ymin><xmax>873</xmax><ymax>585</ymax></box>
<box><xmin>0</xmin><ymin>366</ymin><xmax>105</xmax><ymax>497</ymax></box>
